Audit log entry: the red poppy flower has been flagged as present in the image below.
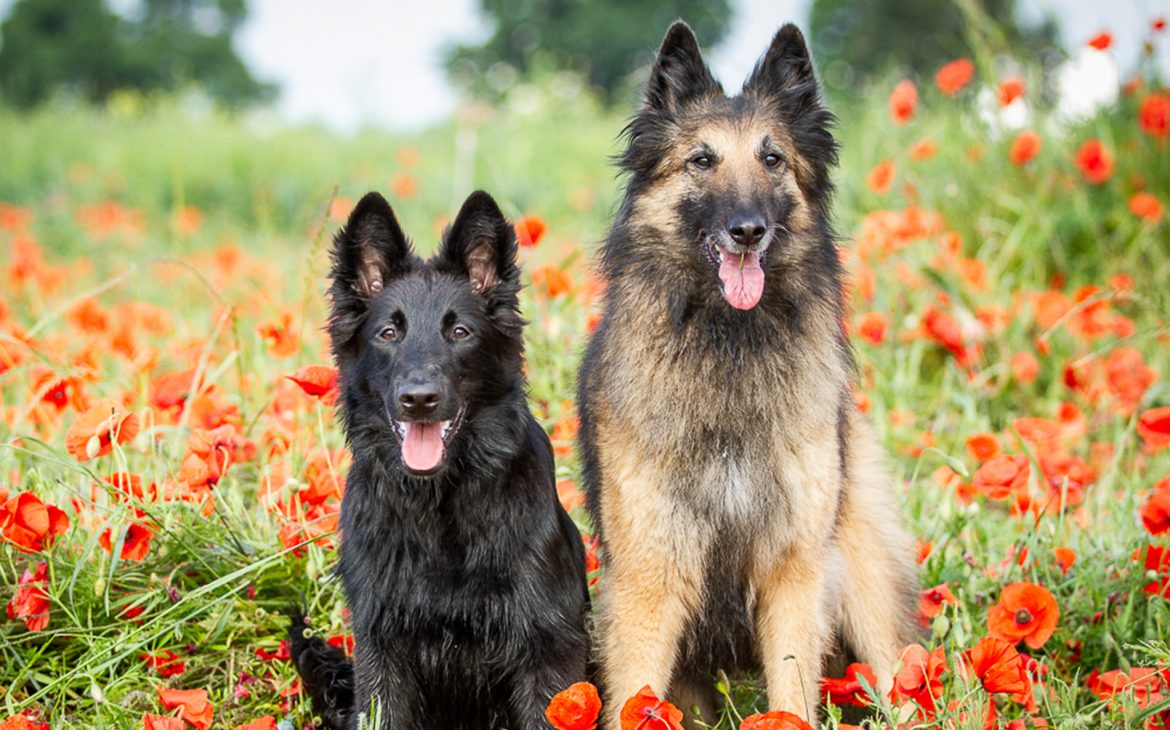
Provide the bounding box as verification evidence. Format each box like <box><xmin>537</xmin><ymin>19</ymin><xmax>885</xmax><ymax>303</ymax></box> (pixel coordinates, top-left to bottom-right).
<box><xmin>0</xmin><ymin>715</ymin><xmax>50</xmax><ymax>730</ymax></box>
<box><xmin>1010</xmin><ymin>351</ymin><xmax>1039</xmax><ymax>383</ymax></box>
<box><xmin>1087</xmin><ymin>667</ymin><xmax>1167</xmax><ymax>707</ymax></box>
<box><xmin>233</xmin><ymin>717</ymin><xmax>278</xmax><ymax>730</ymax></box>
<box><xmin>150</xmin><ymin>369</ymin><xmax>199</xmax><ymax>416</ymax></box>
<box><xmin>1142</xmin><ymin>544</ymin><xmax>1170</xmax><ymax>597</ymax></box>
<box><xmin>515</xmin><ymin>215</ymin><xmax>548</xmax><ymax>247</ymax></box>
<box><xmin>391</xmin><ymin>172</ymin><xmax>417</xmax><ymax>199</ymax></box>
<box><xmin>972</xmin><ymin>454</ymin><xmax>1030</xmax><ymax>501</ymax></box>
<box><xmin>922</xmin><ymin>305</ymin><xmax>978</xmax><ymax>366</ymax></box>
<box><xmin>935</xmin><ymin>58</ymin><xmax>975</xmax><ymax>95</ymax></box>
<box><xmin>1037</xmin><ymin>453</ymin><xmax>1093</xmax><ymax>512</ymax></box>
<box><xmin>918</xmin><ymin>583</ymin><xmax>958</xmax><ymax>626</ymax></box>
<box><xmin>1141</xmin><ymin>478</ymin><xmax>1170</xmax><ymax>535</ymax></box>
<box><xmin>141</xmin><ymin>650</ymin><xmax>187</xmax><ymax>678</ymax></box>
<box><xmin>254</xmin><ymin>639</ymin><xmax>291</xmax><ymax>661</ymax></box>
<box><xmin>326</xmin><ymin>633</ymin><xmax>355</xmax><ymax>655</ymax></box>
<box><xmin>65</xmin><ymin>400</ymin><xmax>140</xmax><ymax>462</ymax></box>
<box><xmin>740</xmin><ymin>711</ymin><xmax>815</xmax><ymax>730</ymax></box>
<box><xmin>1075</xmin><ymin>139</ymin><xmax>1113</xmax><ymax>185</ymax></box>
<box><xmin>532</xmin><ymin>265</ymin><xmax>573</xmax><ymax>299</ymax></box>
<box><xmin>0</xmin><ymin>491</ymin><xmax>69</xmax><ymax>553</ymax></box>
<box><xmin>5</xmin><ymin>561</ymin><xmax>50</xmax><ymax>631</ymax></box>
<box><xmin>142</xmin><ymin>716</ymin><xmax>184</xmax><ymax>730</ymax></box>
<box><xmin>889</xmin><ymin>80</ymin><xmax>918</xmax><ymax>124</ymax></box>
<box><xmin>890</xmin><ymin>644</ymin><xmax>946</xmax><ymax>715</ymax></box>
<box><xmin>1155</xmin><ymin>17</ymin><xmax>1167</xmax><ymax>32</ymax></box>
<box><xmin>185</xmin><ymin>424</ymin><xmax>258</xmax><ymax>487</ymax></box>
<box><xmin>987</xmin><ymin>582</ymin><xmax>1060</xmax><ymax>649</ymax></box>
<box><xmin>915</xmin><ymin>538</ymin><xmax>933</xmax><ymax>564</ymax></box>
<box><xmin>821</xmin><ymin>662</ymin><xmax>877</xmax><ymax>706</ymax></box>
<box><xmin>256</xmin><ymin>311</ymin><xmax>299</xmax><ymax>358</ymax></box>
<box><xmin>546</xmin><ymin>681</ymin><xmax>601</xmax><ymax>730</ymax></box>
<box><xmin>619</xmin><ymin>686</ymin><xmax>683</xmax><ymax>730</ymax></box>
<box><xmin>909</xmin><ymin>138</ymin><xmax>937</xmax><ymax>161</ymax></box>
<box><xmin>100</xmin><ymin>522</ymin><xmax>154</xmax><ymax>561</ymax></box>
<box><xmin>964</xmin><ymin>637</ymin><xmax>1029</xmax><ymax>694</ymax></box>
<box><xmin>1138</xmin><ymin>407</ymin><xmax>1170</xmax><ymax>450</ymax></box>
<box><xmin>999</xmin><ymin>77</ymin><xmax>1025</xmax><ymax>106</ymax></box>
<box><xmin>856</xmin><ymin>311</ymin><xmax>888</xmax><ymax>345</ymax></box>
<box><xmin>1054</xmin><ymin>546</ymin><xmax>1077</xmax><ymax>573</ymax></box>
<box><xmin>1138</xmin><ymin>92</ymin><xmax>1170</xmax><ymax>139</ymax></box>
<box><xmin>866</xmin><ymin>160</ymin><xmax>896</xmax><ymax>195</ymax></box>
<box><xmin>965</xmin><ymin>433</ymin><xmax>1001</xmax><ymax>462</ymax></box>
<box><xmin>156</xmin><ymin>687</ymin><xmax>214</xmax><ymax>730</ymax></box>
<box><xmin>286</xmin><ymin>365</ymin><xmax>339</xmax><ymax>405</ymax></box>
<box><xmin>1105</xmin><ymin>347</ymin><xmax>1157</xmax><ymax>414</ymax></box>
<box><xmin>1087</xmin><ymin>31</ymin><xmax>1113</xmax><ymax>50</ymax></box>
<box><xmin>1129</xmin><ymin>192</ymin><xmax>1164</xmax><ymax>223</ymax></box>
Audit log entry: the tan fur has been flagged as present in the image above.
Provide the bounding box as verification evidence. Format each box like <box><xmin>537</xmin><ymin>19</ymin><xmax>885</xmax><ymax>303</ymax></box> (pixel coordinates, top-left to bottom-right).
<box><xmin>585</xmin><ymin>117</ymin><xmax>917</xmax><ymax>728</ymax></box>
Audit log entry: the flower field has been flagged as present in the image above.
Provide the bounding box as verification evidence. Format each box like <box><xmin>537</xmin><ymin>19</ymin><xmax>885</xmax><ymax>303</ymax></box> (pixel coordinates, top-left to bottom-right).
<box><xmin>3</xmin><ymin>23</ymin><xmax>1170</xmax><ymax>730</ymax></box>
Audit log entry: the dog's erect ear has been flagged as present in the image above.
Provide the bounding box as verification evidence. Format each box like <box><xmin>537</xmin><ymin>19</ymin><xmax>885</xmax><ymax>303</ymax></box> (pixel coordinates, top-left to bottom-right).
<box><xmin>439</xmin><ymin>191</ymin><xmax>518</xmax><ymax>295</ymax></box>
<box><xmin>744</xmin><ymin>23</ymin><xmax>819</xmax><ymax>100</ymax></box>
<box><xmin>643</xmin><ymin>21</ymin><xmax>722</xmax><ymax>112</ymax></box>
<box><xmin>331</xmin><ymin>192</ymin><xmax>412</xmax><ymax>300</ymax></box>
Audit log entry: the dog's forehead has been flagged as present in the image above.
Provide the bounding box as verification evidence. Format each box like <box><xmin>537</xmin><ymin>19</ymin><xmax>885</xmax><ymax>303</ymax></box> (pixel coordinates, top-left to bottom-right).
<box><xmin>679</xmin><ymin>97</ymin><xmax>794</xmax><ymax>151</ymax></box>
<box><xmin>372</xmin><ymin>271</ymin><xmax>479</xmax><ymax>323</ymax></box>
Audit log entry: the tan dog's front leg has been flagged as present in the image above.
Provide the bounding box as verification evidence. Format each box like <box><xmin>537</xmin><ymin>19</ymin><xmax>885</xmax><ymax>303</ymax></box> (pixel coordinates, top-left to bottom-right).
<box><xmin>597</xmin><ymin>557</ymin><xmax>700</xmax><ymax>729</ymax></box>
<box><xmin>593</xmin><ymin>427</ymin><xmax>710</xmax><ymax>729</ymax></box>
<box><xmin>753</xmin><ymin>545</ymin><xmax>841</xmax><ymax>721</ymax></box>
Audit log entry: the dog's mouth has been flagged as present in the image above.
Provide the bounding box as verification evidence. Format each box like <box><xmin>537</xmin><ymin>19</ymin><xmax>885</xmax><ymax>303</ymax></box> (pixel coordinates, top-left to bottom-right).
<box><xmin>390</xmin><ymin>405</ymin><xmax>466</xmax><ymax>476</ymax></box>
<box><xmin>704</xmin><ymin>238</ymin><xmax>769</xmax><ymax>311</ymax></box>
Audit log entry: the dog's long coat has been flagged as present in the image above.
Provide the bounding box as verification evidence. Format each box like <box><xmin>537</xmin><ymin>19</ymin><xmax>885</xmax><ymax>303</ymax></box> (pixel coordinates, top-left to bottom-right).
<box><xmin>577</xmin><ymin>22</ymin><xmax>918</xmax><ymax>728</ymax></box>
<box><xmin>291</xmin><ymin>191</ymin><xmax>590</xmax><ymax>730</ymax></box>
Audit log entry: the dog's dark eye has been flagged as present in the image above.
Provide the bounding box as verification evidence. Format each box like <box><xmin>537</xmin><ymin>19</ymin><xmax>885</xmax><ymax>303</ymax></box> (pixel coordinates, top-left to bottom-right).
<box><xmin>764</xmin><ymin>153</ymin><xmax>783</xmax><ymax>169</ymax></box>
<box><xmin>378</xmin><ymin>325</ymin><xmax>398</xmax><ymax>342</ymax></box>
<box><xmin>452</xmin><ymin>324</ymin><xmax>471</xmax><ymax>341</ymax></box>
<box><xmin>690</xmin><ymin>155</ymin><xmax>712</xmax><ymax>171</ymax></box>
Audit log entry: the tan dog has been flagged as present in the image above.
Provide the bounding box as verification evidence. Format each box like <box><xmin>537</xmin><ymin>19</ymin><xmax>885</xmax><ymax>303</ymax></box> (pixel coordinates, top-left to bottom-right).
<box><xmin>576</xmin><ymin>22</ymin><xmax>918</xmax><ymax>728</ymax></box>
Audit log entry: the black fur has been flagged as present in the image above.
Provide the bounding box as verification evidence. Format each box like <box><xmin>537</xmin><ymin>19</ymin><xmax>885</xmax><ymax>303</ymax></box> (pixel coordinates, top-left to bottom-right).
<box><xmin>292</xmin><ymin>191</ymin><xmax>590</xmax><ymax>729</ymax></box>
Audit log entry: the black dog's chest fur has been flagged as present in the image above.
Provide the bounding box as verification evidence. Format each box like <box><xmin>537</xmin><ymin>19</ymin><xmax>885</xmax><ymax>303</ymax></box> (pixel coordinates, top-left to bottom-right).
<box><xmin>338</xmin><ymin>412</ymin><xmax>589</xmax><ymax>729</ymax></box>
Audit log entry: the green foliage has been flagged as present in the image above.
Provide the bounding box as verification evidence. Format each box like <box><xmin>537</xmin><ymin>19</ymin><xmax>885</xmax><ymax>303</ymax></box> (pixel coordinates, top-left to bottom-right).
<box><xmin>808</xmin><ymin>0</ymin><xmax>1062</xmax><ymax>91</ymax></box>
<box><xmin>446</xmin><ymin>0</ymin><xmax>732</xmax><ymax>101</ymax></box>
<box><xmin>0</xmin><ymin>0</ymin><xmax>274</xmax><ymax>108</ymax></box>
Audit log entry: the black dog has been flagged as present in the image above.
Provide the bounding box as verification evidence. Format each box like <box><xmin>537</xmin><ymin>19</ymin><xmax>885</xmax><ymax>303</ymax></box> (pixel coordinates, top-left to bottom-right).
<box><xmin>290</xmin><ymin>190</ymin><xmax>590</xmax><ymax>729</ymax></box>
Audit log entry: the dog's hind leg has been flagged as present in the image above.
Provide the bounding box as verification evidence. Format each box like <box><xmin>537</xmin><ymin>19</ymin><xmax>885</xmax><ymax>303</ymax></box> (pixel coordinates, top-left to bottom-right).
<box><xmin>836</xmin><ymin>410</ymin><xmax>919</xmax><ymax>695</ymax></box>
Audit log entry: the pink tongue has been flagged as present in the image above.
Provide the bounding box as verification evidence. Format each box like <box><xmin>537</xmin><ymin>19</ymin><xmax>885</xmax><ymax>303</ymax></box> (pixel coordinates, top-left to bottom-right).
<box><xmin>402</xmin><ymin>422</ymin><xmax>444</xmax><ymax>472</ymax></box>
<box><xmin>718</xmin><ymin>251</ymin><xmax>765</xmax><ymax>310</ymax></box>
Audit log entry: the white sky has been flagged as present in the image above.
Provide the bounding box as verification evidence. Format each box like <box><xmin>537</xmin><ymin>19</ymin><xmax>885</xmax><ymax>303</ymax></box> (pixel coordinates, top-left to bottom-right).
<box><xmin>0</xmin><ymin>0</ymin><xmax>1167</xmax><ymax>131</ymax></box>
<box><xmin>232</xmin><ymin>0</ymin><xmax>810</xmax><ymax>132</ymax></box>
<box><xmin>237</xmin><ymin>0</ymin><xmax>1170</xmax><ymax>131</ymax></box>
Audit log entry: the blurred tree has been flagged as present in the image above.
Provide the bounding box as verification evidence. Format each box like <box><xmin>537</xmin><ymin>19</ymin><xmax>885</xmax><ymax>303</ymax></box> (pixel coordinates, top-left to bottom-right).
<box><xmin>808</xmin><ymin>0</ymin><xmax>1061</xmax><ymax>92</ymax></box>
<box><xmin>0</xmin><ymin>0</ymin><xmax>274</xmax><ymax>108</ymax></box>
<box><xmin>0</xmin><ymin>0</ymin><xmax>126</xmax><ymax>105</ymax></box>
<box><xmin>446</xmin><ymin>0</ymin><xmax>732</xmax><ymax>100</ymax></box>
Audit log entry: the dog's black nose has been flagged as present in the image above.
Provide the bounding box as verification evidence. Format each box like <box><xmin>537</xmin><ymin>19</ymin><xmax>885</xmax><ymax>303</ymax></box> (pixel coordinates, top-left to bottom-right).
<box><xmin>398</xmin><ymin>382</ymin><xmax>441</xmax><ymax>416</ymax></box>
<box><xmin>728</xmin><ymin>215</ymin><xmax>767</xmax><ymax>247</ymax></box>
